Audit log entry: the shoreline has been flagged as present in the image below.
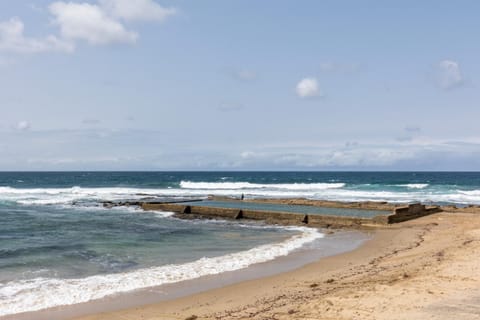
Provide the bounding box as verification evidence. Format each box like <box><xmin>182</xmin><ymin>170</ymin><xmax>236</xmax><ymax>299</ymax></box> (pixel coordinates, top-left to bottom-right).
<box><xmin>2</xmin><ymin>229</ymin><xmax>370</xmax><ymax>320</ymax></box>
<box><xmin>3</xmin><ymin>198</ymin><xmax>480</xmax><ymax>320</ymax></box>
<box><xmin>71</xmin><ymin>210</ymin><xmax>480</xmax><ymax>320</ymax></box>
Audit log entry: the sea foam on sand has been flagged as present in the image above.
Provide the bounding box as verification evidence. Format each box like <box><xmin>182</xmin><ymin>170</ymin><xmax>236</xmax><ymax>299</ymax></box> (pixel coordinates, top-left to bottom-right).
<box><xmin>0</xmin><ymin>226</ymin><xmax>323</xmax><ymax>317</ymax></box>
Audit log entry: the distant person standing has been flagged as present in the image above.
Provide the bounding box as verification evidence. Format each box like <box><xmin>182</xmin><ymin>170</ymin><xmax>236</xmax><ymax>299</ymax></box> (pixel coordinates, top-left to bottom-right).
<box><xmin>241</xmin><ymin>193</ymin><xmax>244</xmax><ymax>200</ymax></box>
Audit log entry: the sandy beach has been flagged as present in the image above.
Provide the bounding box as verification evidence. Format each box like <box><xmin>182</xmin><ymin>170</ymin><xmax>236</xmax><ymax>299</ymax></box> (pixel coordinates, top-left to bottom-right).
<box><xmin>69</xmin><ymin>210</ymin><xmax>480</xmax><ymax>320</ymax></box>
<box><xmin>2</xmin><ymin>0</ymin><xmax>478</xmax><ymax>317</ymax></box>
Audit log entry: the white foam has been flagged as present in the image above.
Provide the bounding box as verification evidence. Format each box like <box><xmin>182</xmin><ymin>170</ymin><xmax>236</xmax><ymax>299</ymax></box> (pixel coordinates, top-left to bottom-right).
<box><xmin>0</xmin><ymin>184</ymin><xmax>343</xmax><ymax>207</ymax></box>
<box><xmin>149</xmin><ymin>210</ymin><xmax>175</xmax><ymax>218</ymax></box>
<box><xmin>180</xmin><ymin>181</ymin><xmax>346</xmax><ymax>190</ymax></box>
<box><xmin>310</xmin><ymin>188</ymin><xmax>480</xmax><ymax>204</ymax></box>
<box><xmin>0</xmin><ymin>186</ymin><xmax>166</xmax><ymax>205</ymax></box>
<box><xmin>2</xmin><ymin>185</ymin><xmax>480</xmax><ymax>207</ymax></box>
<box><xmin>395</xmin><ymin>184</ymin><xmax>429</xmax><ymax>189</ymax></box>
<box><xmin>0</xmin><ymin>227</ymin><xmax>323</xmax><ymax>316</ymax></box>
<box><xmin>458</xmin><ymin>190</ymin><xmax>480</xmax><ymax>196</ymax></box>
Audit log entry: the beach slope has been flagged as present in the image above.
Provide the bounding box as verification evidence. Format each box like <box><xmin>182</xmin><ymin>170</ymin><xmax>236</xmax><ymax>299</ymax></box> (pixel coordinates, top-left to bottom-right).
<box><xmin>75</xmin><ymin>211</ymin><xmax>480</xmax><ymax>320</ymax></box>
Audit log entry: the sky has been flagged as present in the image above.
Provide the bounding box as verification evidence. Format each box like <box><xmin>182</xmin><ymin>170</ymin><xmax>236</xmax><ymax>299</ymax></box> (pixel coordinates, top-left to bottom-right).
<box><xmin>0</xmin><ymin>0</ymin><xmax>479</xmax><ymax>171</ymax></box>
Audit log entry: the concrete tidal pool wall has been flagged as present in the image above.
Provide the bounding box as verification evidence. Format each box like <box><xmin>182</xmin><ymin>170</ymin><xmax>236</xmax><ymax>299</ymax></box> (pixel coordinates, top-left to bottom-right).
<box><xmin>140</xmin><ymin>201</ymin><xmax>442</xmax><ymax>228</ymax></box>
<box><xmin>389</xmin><ymin>204</ymin><xmax>442</xmax><ymax>223</ymax></box>
<box><xmin>142</xmin><ymin>202</ymin><xmax>379</xmax><ymax>228</ymax></box>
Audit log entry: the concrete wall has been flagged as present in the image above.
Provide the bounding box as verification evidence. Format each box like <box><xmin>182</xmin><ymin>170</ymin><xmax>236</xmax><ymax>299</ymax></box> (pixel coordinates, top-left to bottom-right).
<box><xmin>210</xmin><ymin>196</ymin><xmax>395</xmax><ymax>211</ymax></box>
<box><xmin>387</xmin><ymin>203</ymin><xmax>442</xmax><ymax>223</ymax></box>
<box><xmin>138</xmin><ymin>201</ymin><xmax>443</xmax><ymax>227</ymax></box>
<box><xmin>142</xmin><ymin>203</ymin><xmax>376</xmax><ymax>228</ymax></box>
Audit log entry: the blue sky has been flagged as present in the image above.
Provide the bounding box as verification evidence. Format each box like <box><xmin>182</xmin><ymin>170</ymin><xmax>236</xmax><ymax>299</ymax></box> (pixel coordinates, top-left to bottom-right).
<box><xmin>0</xmin><ymin>0</ymin><xmax>479</xmax><ymax>170</ymax></box>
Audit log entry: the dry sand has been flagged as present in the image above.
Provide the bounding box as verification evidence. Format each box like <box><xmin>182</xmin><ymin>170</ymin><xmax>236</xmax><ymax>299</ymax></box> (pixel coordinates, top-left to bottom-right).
<box><xmin>73</xmin><ymin>211</ymin><xmax>480</xmax><ymax>320</ymax></box>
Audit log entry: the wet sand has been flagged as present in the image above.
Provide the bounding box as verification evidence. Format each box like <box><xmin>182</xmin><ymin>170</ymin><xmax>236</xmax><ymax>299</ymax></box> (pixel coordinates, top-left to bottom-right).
<box><xmin>71</xmin><ymin>211</ymin><xmax>480</xmax><ymax>320</ymax></box>
<box><xmin>4</xmin><ymin>231</ymin><xmax>369</xmax><ymax>320</ymax></box>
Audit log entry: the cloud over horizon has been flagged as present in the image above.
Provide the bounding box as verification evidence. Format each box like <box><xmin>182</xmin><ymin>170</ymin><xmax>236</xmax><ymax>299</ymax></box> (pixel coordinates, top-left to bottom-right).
<box><xmin>1</xmin><ymin>128</ymin><xmax>480</xmax><ymax>171</ymax></box>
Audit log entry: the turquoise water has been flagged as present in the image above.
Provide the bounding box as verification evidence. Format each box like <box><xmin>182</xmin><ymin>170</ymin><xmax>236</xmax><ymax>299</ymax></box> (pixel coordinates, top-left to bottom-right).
<box><xmin>181</xmin><ymin>200</ymin><xmax>388</xmax><ymax>217</ymax></box>
<box><xmin>0</xmin><ymin>203</ymin><xmax>294</xmax><ymax>283</ymax></box>
<box><xmin>1</xmin><ymin>171</ymin><xmax>480</xmax><ymax>316</ymax></box>
<box><xmin>0</xmin><ymin>201</ymin><xmax>314</xmax><ymax>316</ymax></box>
<box><xmin>2</xmin><ymin>171</ymin><xmax>480</xmax><ymax>204</ymax></box>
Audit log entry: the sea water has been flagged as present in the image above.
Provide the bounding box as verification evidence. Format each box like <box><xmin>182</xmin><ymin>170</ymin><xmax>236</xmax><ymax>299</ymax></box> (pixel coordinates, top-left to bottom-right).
<box><xmin>1</xmin><ymin>171</ymin><xmax>479</xmax><ymax>316</ymax></box>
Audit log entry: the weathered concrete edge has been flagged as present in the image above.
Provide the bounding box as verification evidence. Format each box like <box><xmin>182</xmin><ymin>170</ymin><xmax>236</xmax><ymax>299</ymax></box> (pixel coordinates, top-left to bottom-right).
<box><xmin>388</xmin><ymin>203</ymin><xmax>443</xmax><ymax>223</ymax></box>
<box><xmin>140</xmin><ymin>202</ymin><xmax>443</xmax><ymax>228</ymax></box>
<box><xmin>210</xmin><ymin>196</ymin><xmax>396</xmax><ymax>211</ymax></box>
<box><xmin>141</xmin><ymin>202</ymin><xmax>372</xmax><ymax>228</ymax></box>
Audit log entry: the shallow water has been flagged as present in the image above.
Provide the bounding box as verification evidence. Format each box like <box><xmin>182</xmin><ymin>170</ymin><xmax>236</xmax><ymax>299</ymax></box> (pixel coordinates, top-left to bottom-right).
<box><xmin>181</xmin><ymin>200</ymin><xmax>389</xmax><ymax>217</ymax></box>
<box><xmin>1</xmin><ymin>171</ymin><xmax>479</xmax><ymax>316</ymax></box>
<box><xmin>0</xmin><ymin>202</ymin><xmax>316</xmax><ymax>316</ymax></box>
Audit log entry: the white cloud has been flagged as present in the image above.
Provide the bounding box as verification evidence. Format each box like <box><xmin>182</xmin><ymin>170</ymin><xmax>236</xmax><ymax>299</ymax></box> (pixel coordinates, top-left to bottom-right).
<box><xmin>49</xmin><ymin>2</ymin><xmax>138</xmax><ymax>45</ymax></box>
<box><xmin>234</xmin><ymin>147</ymin><xmax>416</xmax><ymax>168</ymax></box>
<box><xmin>16</xmin><ymin>121</ymin><xmax>31</xmax><ymax>131</ymax></box>
<box><xmin>0</xmin><ymin>1</ymin><xmax>176</xmax><ymax>55</ymax></box>
<box><xmin>437</xmin><ymin>59</ymin><xmax>463</xmax><ymax>89</ymax></box>
<box><xmin>2</xmin><ymin>128</ymin><xmax>480</xmax><ymax>170</ymax></box>
<box><xmin>99</xmin><ymin>0</ymin><xmax>176</xmax><ymax>22</ymax></box>
<box><xmin>0</xmin><ymin>17</ymin><xmax>73</xmax><ymax>53</ymax></box>
<box><xmin>296</xmin><ymin>77</ymin><xmax>322</xmax><ymax>98</ymax></box>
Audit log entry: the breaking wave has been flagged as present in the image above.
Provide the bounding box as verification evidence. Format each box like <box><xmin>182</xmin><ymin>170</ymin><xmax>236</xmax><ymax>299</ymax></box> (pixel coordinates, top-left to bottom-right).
<box><xmin>395</xmin><ymin>184</ymin><xmax>429</xmax><ymax>189</ymax></box>
<box><xmin>179</xmin><ymin>181</ymin><xmax>346</xmax><ymax>190</ymax></box>
<box><xmin>0</xmin><ymin>226</ymin><xmax>322</xmax><ymax>316</ymax></box>
<box><xmin>1</xmin><ymin>184</ymin><xmax>480</xmax><ymax>206</ymax></box>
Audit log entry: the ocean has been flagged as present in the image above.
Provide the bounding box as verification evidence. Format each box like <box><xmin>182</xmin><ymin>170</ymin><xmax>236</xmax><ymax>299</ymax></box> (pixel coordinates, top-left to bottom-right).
<box><xmin>1</xmin><ymin>171</ymin><xmax>479</xmax><ymax>317</ymax></box>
